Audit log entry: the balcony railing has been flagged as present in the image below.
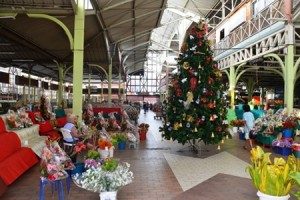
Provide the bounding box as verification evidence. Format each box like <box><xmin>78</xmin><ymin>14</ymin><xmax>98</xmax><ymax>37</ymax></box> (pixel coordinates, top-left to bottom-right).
<box><xmin>210</xmin><ymin>0</ymin><xmax>286</xmax><ymax>57</ymax></box>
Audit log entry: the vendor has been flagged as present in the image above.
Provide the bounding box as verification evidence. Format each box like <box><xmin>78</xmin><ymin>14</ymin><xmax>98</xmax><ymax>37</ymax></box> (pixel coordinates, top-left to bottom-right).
<box><xmin>63</xmin><ymin>114</ymin><xmax>88</xmax><ymax>142</ymax></box>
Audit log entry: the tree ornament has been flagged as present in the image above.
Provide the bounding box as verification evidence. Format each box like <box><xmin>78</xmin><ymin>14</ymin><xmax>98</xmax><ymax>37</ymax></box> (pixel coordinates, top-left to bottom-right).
<box><xmin>189</xmin><ymin>35</ymin><xmax>194</xmax><ymax>40</ymax></box>
<box><xmin>181</xmin><ymin>78</ymin><xmax>187</xmax><ymax>83</ymax></box>
<box><xmin>202</xmin><ymin>88</ymin><xmax>207</xmax><ymax>94</ymax></box>
<box><xmin>201</xmin><ymin>98</ymin><xmax>207</xmax><ymax>103</ymax></box>
<box><xmin>188</xmin><ymin>69</ymin><xmax>194</xmax><ymax>75</ymax></box>
<box><xmin>198</xmin><ymin>64</ymin><xmax>202</xmax><ymax>69</ymax></box>
<box><xmin>211</xmin><ymin>132</ymin><xmax>215</xmax><ymax>138</ymax></box>
<box><xmin>173</xmin><ymin>122</ymin><xmax>180</xmax><ymax>130</ymax></box>
<box><xmin>190</xmin><ymin>77</ymin><xmax>197</xmax><ymax>91</ymax></box>
<box><xmin>201</xmin><ymin>116</ymin><xmax>205</xmax><ymax>121</ymax></box>
<box><xmin>208</xmin><ymin>77</ymin><xmax>214</xmax><ymax>84</ymax></box>
<box><xmin>186</xmin><ymin>123</ymin><xmax>190</xmax><ymax>128</ymax></box>
<box><xmin>208</xmin><ymin>102</ymin><xmax>215</xmax><ymax>108</ymax></box>
<box><xmin>186</xmin><ymin>91</ymin><xmax>194</xmax><ymax>104</ymax></box>
<box><xmin>221</xmin><ymin>139</ymin><xmax>224</xmax><ymax>144</ymax></box>
<box><xmin>194</xmin><ymin>72</ymin><xmax>198</xmax><ymax>76</ymax></box>
<box><xmin>183</xmin><ymin>62</ymin><xmax>190</xmax><ymax>69</ymax></box>
<box><xmin>179</xmin><ymin>122</ymin><xmax>182</xmax><ymax>127</ymax></box>
<box><xmin>186</xmin><ymin>115</ymin><xmax>194</xmax><ymax>122</ymax></box>
<box><xmin>217</xmin><ymin>145</ymin><xmax>220</xmax><ymax>150</ymax></box>
<box><xmin>195</xmin><ymin>98</ymin><xmax>200</xmax><ymax>104</ymax></box>
<box><xmin>194</xmin><ymin>127</ymin><xmax>198</xmax><ymax>132</ymax></box>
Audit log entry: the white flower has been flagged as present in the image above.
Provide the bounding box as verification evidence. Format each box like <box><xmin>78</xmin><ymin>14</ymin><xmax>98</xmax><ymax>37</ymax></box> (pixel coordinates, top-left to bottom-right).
<box><xmin>73</xmin><ymin>161</ymin><xmax>134</xmax><ymax>192</ymax></box>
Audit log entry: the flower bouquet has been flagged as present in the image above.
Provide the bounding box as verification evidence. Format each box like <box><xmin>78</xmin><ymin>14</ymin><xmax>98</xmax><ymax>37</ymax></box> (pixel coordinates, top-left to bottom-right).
<box><xmin>72</xmin><ymin>158</ymin><xmax>134</xmax><ymax>193</ymax></box>
<box><xmin>97</xmin><ymin>137</ymin><xmax>115</xmax><ymax>159</ymax></box>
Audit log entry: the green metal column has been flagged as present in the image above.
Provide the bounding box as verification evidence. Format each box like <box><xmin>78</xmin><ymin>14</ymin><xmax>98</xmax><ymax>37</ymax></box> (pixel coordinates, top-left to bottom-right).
<box><xmin>108</xmin><ymin>58</ymin><xmax>112</xmax><ymax>105</ymax></box>
<box><xmin>28</xmin><ymin>74</ymin><xmax>31</xmax><ymax>103</ymax></box>
<box><xmin>284</xmin><ymin>23</ymin><xmax>295</xmax><ymax>114</ymax></box>
<box><xmin>285</xmin><ymin>44</ymin><xmax>295</xmax><ymax>113</ymax></box>
<box><xmin>229</xmin><ymin>66</ymin><xmax>236</xmax><ymax>109</ymax></box>
<box><xmin>72</xmin><ymin>0</ymin><xmax>85</xmax><ymax>120</ymax></box>
<box><xmin>88</xmin><ymin>72</ymin><xmax>91</xmax><ymax>102</ymax></box>
<box><xmin>57</xmin><ymin>63</ymin><xmax>64</xmax><ymax>107</ymax></box>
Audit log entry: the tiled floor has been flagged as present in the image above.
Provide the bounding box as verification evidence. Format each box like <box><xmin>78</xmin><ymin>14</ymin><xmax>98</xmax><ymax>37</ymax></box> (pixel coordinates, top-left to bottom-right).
<box><xmin>1</xmin><ymin>110</ymin><xmax>297</xmax><ymax>200</ymax></box>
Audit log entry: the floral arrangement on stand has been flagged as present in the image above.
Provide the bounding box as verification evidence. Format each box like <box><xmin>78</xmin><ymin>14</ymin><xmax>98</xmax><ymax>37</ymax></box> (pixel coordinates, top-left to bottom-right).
<box><xmin>40</xmin><ymin>140</ymin><xmax>74</xmax><ymax>181</ymax></box>
<box><xmin>123</xmin><ymin>106</ymin><xmax>139</xmax><ymax>124</ymax></box>
<box><xmin>40</xmin><ymin>94</ymin><xmax>52</xmax><ymax>120</ymax></box>
<box><xmin>72</xmin><ymin>158</ymin><xmax>134</xmax><ymax>193</ymax></box>
<box><xmin>6</xmin><ymin>109</ymin><xmax>33</xmax><ymax>129</ymax></box>
<box><xmin>107</xmin><ymin>112</ymin><xmax>120</xmax><ymax>131</ymax></box>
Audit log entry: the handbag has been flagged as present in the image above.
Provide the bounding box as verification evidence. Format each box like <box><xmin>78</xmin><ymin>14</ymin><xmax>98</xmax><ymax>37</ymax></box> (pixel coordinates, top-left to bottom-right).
<box><xmin>249</xmin><ymin>129</ymin><xmax>257</xmax><ymax>139</ymax></box>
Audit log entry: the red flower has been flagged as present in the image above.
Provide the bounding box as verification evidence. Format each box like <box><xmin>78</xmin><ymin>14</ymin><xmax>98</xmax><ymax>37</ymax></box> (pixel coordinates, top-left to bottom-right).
<box><xmin>282</xmin><ymin>120</ymin><xmax>296</xmax><ymax>129</ymax></box>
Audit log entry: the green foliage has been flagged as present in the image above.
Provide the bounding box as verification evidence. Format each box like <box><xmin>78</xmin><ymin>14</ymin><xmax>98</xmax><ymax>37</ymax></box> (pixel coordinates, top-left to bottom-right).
<box><xmin>102</xmin><ymin>159</ymin><xmax>118</xmax><ymax>171</ymax></box>
<box><xmin>160</xmin><ymin>22</ymin><xmax>228</xmax><ymax>145</ymax></box>
<box><xmin>115</xmin><ymin>134</ymin><xmax>127</xmax><ymax>142</ymax></box>
<box><xmin>85</xmin><ymin>150</ymin><xmax>100</xmax><ymax>160</ymax></box>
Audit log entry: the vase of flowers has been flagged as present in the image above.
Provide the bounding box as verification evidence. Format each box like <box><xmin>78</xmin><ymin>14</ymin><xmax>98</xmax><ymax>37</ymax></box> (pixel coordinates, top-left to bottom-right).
<box><xmin>97</xmin><ymin>138</ymin><xmax>115</xmax><ymax>159</ymax></box>
<box><xmin>72</xmin><ymin>158</ymin><xmax>134</xmax><ymax>200</ymax></box>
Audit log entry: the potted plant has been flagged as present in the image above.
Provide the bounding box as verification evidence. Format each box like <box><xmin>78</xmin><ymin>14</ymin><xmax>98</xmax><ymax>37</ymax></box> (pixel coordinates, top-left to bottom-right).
<box><xmin>72</xmin><ymin>158</ymin><xmax>134</xmax><ymax>200</ymax></box>
<box><xmin>115</xmin><ymin>133</ymin><xmax>127</xmax><ymax>150</ymax></box>
<box><xmin>246</xmin><ymin>146</ymin><xmax>300</xmax><ymax>199</ymax></box>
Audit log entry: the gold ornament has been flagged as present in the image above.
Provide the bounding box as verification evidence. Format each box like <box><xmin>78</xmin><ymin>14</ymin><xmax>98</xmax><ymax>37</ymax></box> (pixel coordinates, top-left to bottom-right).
<box><xmin>221</xmin><ymin>139</ymin><xmax>224</xmax><ymax>144</ymax></box>
<box><xmin>211</xmin><ymin>132</ymin><xmax>215</xmax><ymax>138</ymax></box>
<box><xmin>194</xmin><ymin>127</ymin><xmax>198</xmax><ymax>132</ymax></box>
<box><xmin>186</xmin><ymin>91</ymin><xmax>194</xmax><ymax>105</ymax></box>
<box><xmin>183</xmin><ymin>62</ymin><xmax>190</xmax><ymax>69</ymax></box>
<box><xmin>179</xmin><ymin>122</ymin><xmax>183</xmax><ymax>127</ymax></box>
<box><xmin>217</xmin><ymin>145</ymin><xmax>220</xmax><ymax>150</ymax></box>
<box><xmin>198</xmin><ymin>64</ymin><xmax>202</xmax><ymax>69</ymax></box>
<box><xmin>226</xmin><ymin>135</ymin><xmax>229</xmax><ymax>139</ymax></box>
<box><xmin>186</xmin><ymin>115</ymin><xmax>194</xmax><ymax>122</ymax></box>
<box><xmin>173</xmin><ymin>122</ymin><xmax>180</xmax><ymax>130</ymax></box>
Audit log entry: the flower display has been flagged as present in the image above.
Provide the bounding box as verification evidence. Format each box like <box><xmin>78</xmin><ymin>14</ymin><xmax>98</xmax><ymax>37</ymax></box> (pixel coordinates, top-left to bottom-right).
<box><xmin>272</xmin><ymin>138</ymin><xmax>293</xmax><ymax>148</ymax></box>
<box><xmin>229</xmin><ymin>119</ymin><xmax>245</xmax><ymax>127</ymax></box>
<box><xmin>73</xmin><ymin>159</ymin><xmax>134</xmax><ymax>192</ymax></box>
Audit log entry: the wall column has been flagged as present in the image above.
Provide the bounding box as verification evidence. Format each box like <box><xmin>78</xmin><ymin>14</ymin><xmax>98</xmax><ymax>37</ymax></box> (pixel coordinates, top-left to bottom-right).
<box><xmin>229</xmin><ymin>66</ymin><xmax>236</xmax><ymax>109</ymax></box>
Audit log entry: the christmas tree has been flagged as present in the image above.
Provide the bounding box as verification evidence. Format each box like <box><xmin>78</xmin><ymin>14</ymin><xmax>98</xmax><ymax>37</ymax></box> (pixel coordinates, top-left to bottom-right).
<box><xmin>160</xmin><ymin>21</ymin><xmax>228</xmax><ymax>148</ymax></box>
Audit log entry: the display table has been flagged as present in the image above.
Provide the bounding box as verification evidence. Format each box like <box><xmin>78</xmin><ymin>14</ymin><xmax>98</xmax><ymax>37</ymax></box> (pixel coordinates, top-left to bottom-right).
<box><xmin>255</xmin><ymin>132</ymin><xmax>277</xmax><ymax>148</ymax></box>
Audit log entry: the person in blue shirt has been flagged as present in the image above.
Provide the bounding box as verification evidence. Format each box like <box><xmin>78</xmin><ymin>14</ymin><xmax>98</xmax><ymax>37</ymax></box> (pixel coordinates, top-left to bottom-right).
<box><xmin>63</xmin><ymin>114</ymin><xmax>88</xmax><ymax>142</ymax></box>
<box><xmin>243</xmin><ymin>104</ymin><xmax>255</xmax><ymax>150</ymax></box>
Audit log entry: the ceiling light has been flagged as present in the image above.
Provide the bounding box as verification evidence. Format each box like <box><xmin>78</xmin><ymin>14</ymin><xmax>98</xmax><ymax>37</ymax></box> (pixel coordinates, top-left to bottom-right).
<box><xmin>12</xmin><ymin>59</ymin><xmax>34</xmax><ymax>62</ymax></box>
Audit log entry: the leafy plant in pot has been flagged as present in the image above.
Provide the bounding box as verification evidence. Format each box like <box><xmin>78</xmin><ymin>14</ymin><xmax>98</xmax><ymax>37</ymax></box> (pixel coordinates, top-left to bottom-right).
<box><xmin>115</xmin><ymin>134</ymin><xmax>127</xmax><ymax>150</ymax></box>
<box><xmin>246</xmin><ymin>146</ymin><xmax>300</xmax><ymax>199</ymax></box>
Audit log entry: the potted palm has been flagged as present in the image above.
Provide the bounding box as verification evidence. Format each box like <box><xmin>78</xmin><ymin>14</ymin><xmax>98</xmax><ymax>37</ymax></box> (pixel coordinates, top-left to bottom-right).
<box><xmin>246</xmin><ymin>146</ymin><xmax>300</xmax><ymax>200</ymax></box>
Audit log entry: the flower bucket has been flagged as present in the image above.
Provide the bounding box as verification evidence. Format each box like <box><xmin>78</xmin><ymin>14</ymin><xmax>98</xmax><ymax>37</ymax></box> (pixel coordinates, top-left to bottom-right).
<box><xmin>98</xmin><ymin>148</ymin><xmax>114</xmax><ymax>159</ymax></box>
<box><xmin>257</xmin><ymin>190</ymin><xmax>290</xmax><ymax>200</ymax></box>
<box><xmin>99</xmin><ymin>191</ymin><xmax>117</xmax><ymax>200</ymax></box>
<box><xmin>139</xmin><ymin>131</ymin><xmax>147</xmax><ymax>141</ymax></box>
<box><xmin>282</xmin><ymin>129</ymin><xmax>292</xmax><ymax>138</ymax></box>
<box><xmin>274</xmin><ymin>147</ymin><xmax>292</xmax><ymax>156</ymax></box>
<box><xmin>118</xmin><ymin>141</ymin><xmax>126</xmax><ymax>150</ymax></box>
<box><xmin>71</xmin><ymin>162</ymin><xmax>86</xmax><ymax>175</ymax></box>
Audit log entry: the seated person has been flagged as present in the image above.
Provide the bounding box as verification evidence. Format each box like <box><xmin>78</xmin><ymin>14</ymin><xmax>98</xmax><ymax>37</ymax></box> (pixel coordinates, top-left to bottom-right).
<box><xmin>63</xmin><ymin>114</ymin><xmax>88</xmax><ymax>142</ymax></box>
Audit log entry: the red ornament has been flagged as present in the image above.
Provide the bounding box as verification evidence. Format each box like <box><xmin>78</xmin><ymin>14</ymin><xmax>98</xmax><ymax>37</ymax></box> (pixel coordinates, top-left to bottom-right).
<box><xmin>206</xmin><ymin>56</ymin><xmax>211</xmax><ymax>63</ymax></box>
<box><xmin>201</xmin><ymin>98</ymin><xmax>207</xmax><ymax>103</ymax></box>
<box><xmin>188</xmin><ymin>69</ymin><xmax>194</xmax><ymax>75</ymax></box>
<box><xmin>196</xmin><ymin>32</ymin><xmax>203</xmax><ymax>38</ymax></box>
<box><xmin>217</xmin><ymin>126</ymin><xmax>222</xmax><ymax>132</ymax></box>
<box><xmin>208</xmin><ymin>102</ymin><xmax>215</xmax><ymax>108</ymax></box>
<box><xmin>208</xmin><ymin>77</ymin><xmax>214</xmax><ymax>84</ymax></box>
<box><xmin>190</xmin><ymin>77</ymin><xmax>197</xmax><ymax>91</ymax></box>
<box><xmin>197</xmin><ymin>41</ymin><xmax>203</xmax><ymax>46</ymax></box>
<box><xmin>181</xmin><ymin>44</ymin><xmax>187</xmax><ymax>52</ymax></box>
